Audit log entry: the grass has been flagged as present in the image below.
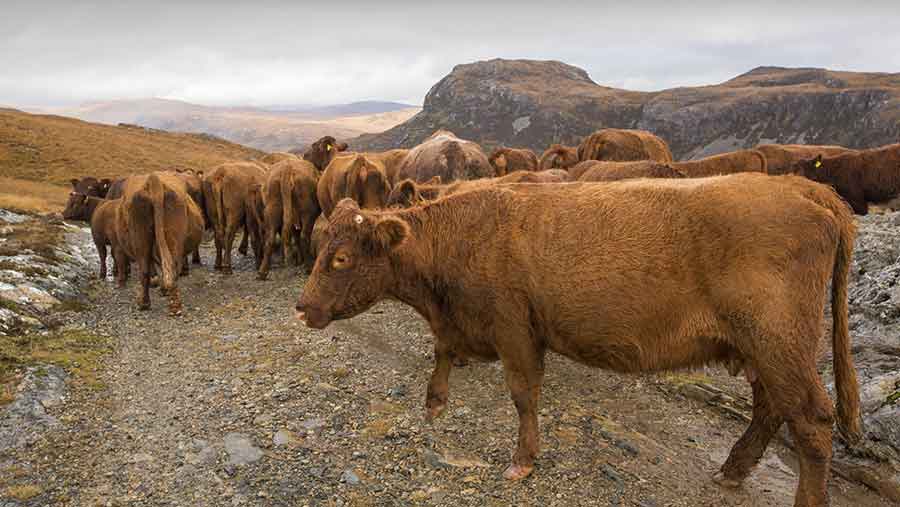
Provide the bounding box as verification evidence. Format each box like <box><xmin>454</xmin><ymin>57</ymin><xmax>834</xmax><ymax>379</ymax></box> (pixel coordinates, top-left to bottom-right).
<box><xmin>0</xmin><ymin>177</ymin><xmax>69</xmax><ymax>214</ymax></box>
<box><xmin>0</xmin><ymin>329</ymin><xmax>111</xmax><ymax>407</ymax></box>
<box><xmin>0</xmin><ymin>215</ymin><xmax>66</xmax><ymax>263</ymax></box>
<box><xmin>0</xmin><ymin>108</ymin><xmax>264</xmax><ymax>188</ymax></box>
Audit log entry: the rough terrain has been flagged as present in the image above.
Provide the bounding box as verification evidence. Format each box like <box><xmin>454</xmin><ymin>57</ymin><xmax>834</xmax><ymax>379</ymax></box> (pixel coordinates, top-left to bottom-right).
<box><xmin>353</xmin><ymin>59</ymin><xmax>900</xmax><ymax>159</ymax></box>
<box><xmin>1</xmin><ymin>212</ymin><xmax>899</xmax><ymax>506</ymax></box>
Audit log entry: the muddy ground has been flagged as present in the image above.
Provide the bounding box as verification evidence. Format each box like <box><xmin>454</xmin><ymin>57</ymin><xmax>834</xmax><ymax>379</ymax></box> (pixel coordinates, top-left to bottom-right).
<box><xmin>1</xmin><ymin>232</ymin><xmax>897</xmax><ymax>507</ymax></box>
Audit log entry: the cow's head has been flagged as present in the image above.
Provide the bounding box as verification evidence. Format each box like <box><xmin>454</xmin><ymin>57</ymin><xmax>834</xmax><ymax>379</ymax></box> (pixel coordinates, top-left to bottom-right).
<box><xmin>304</xmin><ymin>136</ymin><xmax>348</xmax><ymax>171</ymax></box>
<box><xmin>63</xmin><ymin>177</ymin><xmax>105</xmax><ymax>219</ymax></box>
<box><xmin>386</xmin><ymin>177</ymin><xmax>441</xmax><ymax>209</ymax></box>
<box><xmin>296</xmin><ymin>199</ymin><xmax>409</xmax><ymax>329</ymax></box>
<box><xmin>489</xmin><ymin>148</ymin><xmax>509</xmax><ymax>176</ymax></box>
<box><xmin>794</xmin><ymin>155</ymin><xmax>826</xmax><ymax>180</ymax></box>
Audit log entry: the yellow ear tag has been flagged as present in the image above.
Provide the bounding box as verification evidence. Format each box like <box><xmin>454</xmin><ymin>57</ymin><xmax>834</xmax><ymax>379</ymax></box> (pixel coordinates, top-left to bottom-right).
<box><xmin>814</xmin><ymin>160</ymin><xmax>822</xmax><ymax>168</ymax></box>
<box><xmin>326</xmin><ymin>144</ymin><xmax>332</xmax><ymax>152</ymax></box>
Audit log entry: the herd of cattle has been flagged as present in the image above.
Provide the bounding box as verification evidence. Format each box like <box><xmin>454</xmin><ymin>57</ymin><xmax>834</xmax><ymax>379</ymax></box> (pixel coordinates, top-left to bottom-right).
<box><xmin>61</xmin><ymin>127</ymin><xmax>900</xmax><ymax>506</ymax></box>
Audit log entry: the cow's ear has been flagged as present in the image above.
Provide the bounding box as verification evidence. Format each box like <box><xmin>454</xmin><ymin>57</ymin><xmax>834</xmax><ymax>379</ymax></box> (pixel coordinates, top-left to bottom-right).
<box><xmin>373</xmin><ymin>216</ymin><xmax>409</xmax><ymax>252</ymax></box>
<box><xmin>337</xmin><ymin>142</ymin><xmax>348</xmax><ymax>152</ymax></box>
<box><xmin>70</xmin><ymin>178</ymin><xmax>80</xmax><ymax>188</ymax></box>
<box><xmin>813</xmin><ymin>154</ymin><xmax>823</xmax><ymax>169</ymax></box>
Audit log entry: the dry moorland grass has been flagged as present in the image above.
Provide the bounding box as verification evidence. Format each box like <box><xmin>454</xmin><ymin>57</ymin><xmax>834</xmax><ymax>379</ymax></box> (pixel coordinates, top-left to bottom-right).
<box><xmin>0</xmin><ymin>177</ymin><xmax>69</xmax><ymax>214</ymax></box>
<box><xmin>0</xmin><ymin>108</ymin><xmax>264</xmax><ymax>186</ymax></box>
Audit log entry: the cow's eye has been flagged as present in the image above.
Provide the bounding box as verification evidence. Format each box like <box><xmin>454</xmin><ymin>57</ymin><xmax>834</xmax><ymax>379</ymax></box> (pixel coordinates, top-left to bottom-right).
<box><xmin>332</xmin><ymin>253</ymin><xmax>351</xmax><ymax>270</ymax></box>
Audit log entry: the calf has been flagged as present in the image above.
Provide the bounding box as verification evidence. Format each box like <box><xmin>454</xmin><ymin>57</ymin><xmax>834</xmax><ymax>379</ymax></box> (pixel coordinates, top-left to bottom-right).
<box><xmin>61</xmin><ymin>193</ymin><xmax>127</xmax><ymax>283</ymax></box>
<box><xmin>257</xmin><ymin>159</ymin><xmax>322</xmax><ymax>279</ymax></box>
<box><xmin>792</xmin><ymin>143</ymin><xmax>900</xmax><ymax>215</ymax></box>
<box><xmin>489</xmin><ymin>147</ymin><xmax>539</xmax><ymax>176</ymax></box>
<box><xmin>296</xmin><ymin>174</ymin><xmax>861</xmax><ymax>507</ymax></box>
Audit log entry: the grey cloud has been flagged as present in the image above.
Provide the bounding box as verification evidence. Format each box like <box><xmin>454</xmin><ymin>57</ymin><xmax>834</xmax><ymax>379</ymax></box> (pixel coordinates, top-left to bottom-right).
<box><xmin>1</xmin><ymin>0</ymin><xmax>898</xmax><ymax>108</ymax></box>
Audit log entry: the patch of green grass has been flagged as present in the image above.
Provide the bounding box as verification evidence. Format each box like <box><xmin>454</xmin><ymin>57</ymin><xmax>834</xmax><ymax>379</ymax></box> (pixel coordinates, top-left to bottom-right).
<box><xmin>0</xmin><ymin>329</ymin><xmax>111</xmax><ymax>407</ymax></box>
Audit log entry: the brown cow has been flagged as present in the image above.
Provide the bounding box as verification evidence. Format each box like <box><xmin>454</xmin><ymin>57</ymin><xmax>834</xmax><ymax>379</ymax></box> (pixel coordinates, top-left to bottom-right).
<box><xmin>755</xmin><ymin>144</ymin><xmax>855</xmax><ymax>175</ymax></box>
<box><xmin>202</xmin><ymin>162</ymin><xmax>268</xmax><ymax>273</ymax></box>
<box><xmin>387</xmin><ymin>170</ymin><xmax>564</xmax><ymax>209</ymax></box>
<box><xmin>61</xmin><ymin>193</ymin><xmax>127</xmax><ymax>283</ymax></box>
<box><xmin>396</xmin><ymin>130</ymin><xmax>493</xmax><ymax>183</ymax></box>
<box><xmin>259</xmin><ymin>152</ymin><xmax>301</xmax><ymax>165</ymax></box>
<box><xmin>366</xmin><ymin>148</ymin><xmax>410</xmax><ymax>186</ymax></box>
<box><xmin>257</xmin><ymin>159</ymin><xmax>322</xmax><ymax>279</ymax></box>
<box><xmin>573</xmin><ymin>160</ymin><xmax>685</xmax><ymax>182</ymax></box>
<box><xmin>310</xmin><ymin>214</ymin><xmax>329</xmax><ymax>257</ymax></box>
<box><xmin>303</xmin><ymin>136</ymin><xmax>349</xmax><ymax>171</ymax></box>
<box><xmin>62</xmin><ymin>177</ymin><xmax>113</xmax><ymax>217</ymax></box>
<box><xmin>489</xmin><ymin>147</ymin><xmax>539</xmax><ymax>176</ymax></box>
<box><xmin>577</xmin><ymin>128</ymin><xmax>673</xmax><ymax>163</ymax></box>
<box><xmin>317</xmin><ymin>153</ymin><xmax>392</xmax><ymax>218</ymax></box>
<box><xmin>117</xmin><ymin>173</ymin><xmax>204</xmax><ymax>315</ymax></box>
<box><xmin>792</xmin><ymin>143</ymin><xmax>900</xmax><ymax>215</ymax></box>
<box><xmin>296</xmin><ymin>174</ymin><xmax>861</xmax><ymax>507</ymax></box>
<box><xmin>538</xmin><ymin>144</ymin><xmax>579</xmax><ymax>171</ymax></box>
<box><xmin>168</xmin><ymin>169</ymin><xmax>205</xmax><ymax>264</ymax></box>
<box><xmin>670</xmin><ymin>149</ymin><xmax>768</xmax><ymax>178</ymax></box>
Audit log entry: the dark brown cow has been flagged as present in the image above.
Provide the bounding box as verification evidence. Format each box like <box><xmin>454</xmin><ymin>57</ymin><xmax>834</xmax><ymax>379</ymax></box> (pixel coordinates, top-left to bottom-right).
<box><xmin>670</xmin><ymin>149</ymin><xmax>768</xmax><ymax>177</ymax></box>
<box><xmin>396</xmin><ymin>130</ymin><xmax>493</xmax><ymax>183</ymax></box>
<box><xmin>296</xmin><ymin>174</ymin><xmax>861</xmax><ymax>507</ymax></box>
<box><xmin>489</xmin><ymin>147</ymin><xmax>539</xmax><ymax>176</ymax></box>
<box><xmin>202</xmin><ymin>162</ymin><xmax>267</xmax><ymax>273</ymax></box>
<box><xmin>61</xmin><ymin>193</ymin><xmax>127</xmax><ymax>282</ymax></box>
<box><xmin>316</xmin><ymin>153</ymin><xmax>392</xmax><ymax>218</ymax></box>
<box><xmin>577</xmin><ymin>128</ymin><xmax>673</xmax><ymax>163</ymax></box>
<box><xmin>755</xmin><ymin>144</ymin><xmax>855</xmax><ymax>175</ymax></box>
<box><xmin>117</xmin><ymin>173</ymin><xmax>204</xmax><ymax>315</ymax></box>
<box><xmin>257</xmin><ymin>159</ymin><xmax>321</xmax><ymax>279</ymax></box>
<box><xmin>571</xmin><ymin>160</ymin><xmax>684</xmax><ymax>182</ymax></box>
<box><xmin>792</xmin><ymin>143</ymin><xmax>900</xmax><ymax>215</ymax></box>
<box><xmin>303</xmin><ymin>136</ymin><xmax>349</xmax><ymax>171</ymax></box>
<box><xmin>62</xmin><ymin>177</ymin><xmax>112</xmax><ymax>218</ymax></box>
<box><xmin>538</xmin><ymin>144</ymin><xmax>579</xmax><ymax>171</ymax></box>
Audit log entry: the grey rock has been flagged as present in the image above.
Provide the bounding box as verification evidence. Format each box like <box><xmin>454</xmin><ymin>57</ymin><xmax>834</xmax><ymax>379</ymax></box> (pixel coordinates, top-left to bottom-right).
<box><xmin>0</xmin><ymin>364</ymin><xmax>68</xmax><ymax>451</ymax></box>
<box><xmin>340</xmin><ymin>469</ymin><xmax>360</xmax><ymax>485</ymax></box>
<box><xmin>223</xmin><ymin>433</ymin><xmax>263</xmax><ymax>466</ymax></box>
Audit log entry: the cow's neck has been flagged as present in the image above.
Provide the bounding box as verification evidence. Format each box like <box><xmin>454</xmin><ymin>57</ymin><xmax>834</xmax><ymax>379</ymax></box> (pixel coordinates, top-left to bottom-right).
<box><xmin>84</xmin><ymin>197</ymin><xmax>104</xmax><ymax>220</ymax></box>
<box><xmin>385</xmin><ymin>195</ymin><xmax>488</xmax><ymax>321</ymax></box>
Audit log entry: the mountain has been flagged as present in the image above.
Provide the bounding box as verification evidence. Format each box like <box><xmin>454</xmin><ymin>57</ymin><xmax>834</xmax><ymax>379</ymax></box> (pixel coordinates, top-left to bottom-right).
<box><xmin>43</xmin><ymin>99</ymin><xmax>419</xmax><ymax>153</ymax></box>
<box><xmin>351</xmin><ymin>59</ymin><xmax>900</xmax><ymax>159</ymax></box>
<box><xmin>0</xmin><ymin>108</ymin><xmax>263</xmax><ymax>186</ymax></box>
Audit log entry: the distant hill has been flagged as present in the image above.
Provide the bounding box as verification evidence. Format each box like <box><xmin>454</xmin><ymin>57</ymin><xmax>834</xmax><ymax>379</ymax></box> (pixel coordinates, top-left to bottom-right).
<box><xmin>43</xmin><ymin>98</ymin><xmax>419</xmax><ymax>153</ymax></box>
<box><xmin>352</xmin><ymin>59</ymin><xmax>900</xmax><ymax>159</ymax></box>
<box><xmin>0</xmin><ymin>108</ymin><xmax>264</xmax><ymax>186</ymax></box>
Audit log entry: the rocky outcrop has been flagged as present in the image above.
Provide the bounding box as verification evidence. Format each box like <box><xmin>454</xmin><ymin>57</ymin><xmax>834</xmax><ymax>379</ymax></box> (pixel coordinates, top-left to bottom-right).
<box><xmin>352</xmin><ymin>60</ymin><xmax>900</xmax><ymax>159</ymax></box>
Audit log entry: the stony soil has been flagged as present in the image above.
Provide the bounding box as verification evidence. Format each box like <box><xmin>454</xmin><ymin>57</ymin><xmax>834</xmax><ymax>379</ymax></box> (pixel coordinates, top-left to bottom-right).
<box><xmin>1</xmin><ymin>233</ymin><xmax>896</xmax><ymax>507</ymax></box>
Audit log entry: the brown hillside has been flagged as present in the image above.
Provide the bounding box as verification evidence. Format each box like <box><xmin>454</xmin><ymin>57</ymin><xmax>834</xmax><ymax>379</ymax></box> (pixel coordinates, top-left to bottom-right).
<box><xmin>0</xmin><ymin>108</ymin><xmax>264</xmax><ymax>186</ymax></box>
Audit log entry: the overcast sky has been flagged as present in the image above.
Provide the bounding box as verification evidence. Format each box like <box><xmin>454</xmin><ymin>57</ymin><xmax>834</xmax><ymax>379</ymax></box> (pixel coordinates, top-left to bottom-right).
<box><xmin>2</xmin><ymin>0</ymin><xmax>899</xmax><ymax>108</ymax></box>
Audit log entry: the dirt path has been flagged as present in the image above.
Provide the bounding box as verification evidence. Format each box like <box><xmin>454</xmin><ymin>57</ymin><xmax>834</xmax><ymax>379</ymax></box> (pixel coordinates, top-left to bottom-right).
<box><xmin>4</xmin><ymin>244</ymin><xmax>893</xmax><ymax>506</ymax></box>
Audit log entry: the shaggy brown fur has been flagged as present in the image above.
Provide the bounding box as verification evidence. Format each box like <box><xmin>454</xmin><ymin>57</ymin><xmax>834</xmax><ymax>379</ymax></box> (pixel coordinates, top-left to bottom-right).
<box><xmin>259</xmin><ymin>152</ymin><xmax>301</xmax><ymax>165</ymax></box>
<box><xmin>670</xmin><ymin>149</ymin><xmax>768</xmax><ymax>178</ymax></box>
<box><xmin>63</xmin><ymin>177</ymin><xmax>112</xmax><ymax>218</ymax></box>
<box><xmin>297</xmin><ymin>174</ymin><xmax>861</xmax><ymax>506</ymax></box>
<box><xmin>537</xmin><ymin>144</ymin><xmax>578</xmax><ymax>170</ymax></box>
<box><xmin>755</xmin><ymin>144</ymin><xmax>855</xmax><ymax>175</ymax></box>
<box><xmin>577</xmin><ymin>128</ymin><xmax>673</xmax><ymax>163</ymax></box>
<box><xmin>500</xmin><ymin>170</ymin><xmax>568</xmax><ymax>183</ymax></box>
<box><xmin>366</xmin><ymin>149</ymin><xmax>410</xmax><ymax>186</ymax></box>
<box><xmin>257</xmin><ymin>159</ymin><xmax>322</xmax><ymax>280</ymax></box>
<box><xmin>317</xmin><ymin>153</ymin><xmax>392</xmax><ymax>218</ymax></box>
<box><xmin>793</xmin><ymin>143</ymin><xmax>900</xmax><ymax>215</ymax></box>
<box><xmin>116</xmin><ymin>173</ymin><xmax>204</xmax><ymax>315</ymax></box>
<box><xmin>396</xmin><ymin>130</ymin><xmax>494</xmax><ymax>182</ymax></box>
<box><xmin>303</xmin><ymin>136</ymin><xmax>349</xmax><ymax>171</ymax></box>
<box><xmin>571</xmin><ymin>160</ymin><xmax>684</xmax><ymax>182</ymax></box>
<box><xmin>489</xmin><ymin>147</ymin><xmax>539</xmax><ymax>176</ymax></box>
<box><xmin>201</xmin><ymin>162</ymin><xmax>268</xmax><ymax>273</ymax></box>
<box><xmin>310</xmin><ymin>214</ymin><xmax>328</xmax><ymax>257</ymax></box>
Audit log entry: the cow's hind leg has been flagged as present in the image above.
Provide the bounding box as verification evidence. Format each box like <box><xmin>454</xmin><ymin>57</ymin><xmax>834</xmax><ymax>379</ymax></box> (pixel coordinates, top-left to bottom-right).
<box><xmin>425</xmin><ymin>339</ymin><xmax>454</xmax><ymax>421</ymax></box>
<box><xmin>222</xmin><ymin>221</ymin><xmax>238</xmax><ymax>274</ymax></box>
<box><xmin>137</xmin><ymin>258</ymin><xmax>151</xmax><ymax>310</ymax></box>
<box><xmin>716</xmin><ymin>377</ymin><xmax>784</xmax><ymax>487</ymax></box>
<box><xmin>238</xmin><ymin>222</ymin><xmax>249</xmax><ymax>256</ymax></box>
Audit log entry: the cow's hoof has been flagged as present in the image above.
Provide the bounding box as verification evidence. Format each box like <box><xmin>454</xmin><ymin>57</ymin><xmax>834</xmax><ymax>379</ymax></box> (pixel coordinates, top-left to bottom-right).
<box><xmin>502</xmin><ymin>464</ymin><xmax>534</xmax><ymax>481</ymax></box>
<box><xmin>256</xmin><ymin>273</ymin><xmax>268</xmax><ymax>281</ymax></box>
<box><xmin>712</xmin><ymin>471</ymin><xmax>743</xmax><ymax>489</ymax></box>
<box><xmin>221</xmin><ymin>267</ymin><xmax>233</xmax><ymax>275</ymax></box>
<box><xmin>238</xmin><ymin>247</ymin><xmax>248</xmax><ymax>256</ymax></box>
<box><xmin>425</xmin><ymin>403</ymin><xmax>447</xmax><ymax>422</ymax></box>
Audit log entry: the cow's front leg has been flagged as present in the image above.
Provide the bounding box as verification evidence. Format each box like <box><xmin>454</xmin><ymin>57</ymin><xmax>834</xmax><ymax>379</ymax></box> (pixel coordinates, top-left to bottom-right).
<box><xmin>499</xmin><ymin>342</ymin><xmax>545</xmax><ymax>481</ymax></box>
<box><xmin>426</xmin><ymin>339</ymin><xmax>453</xmax><ymax>421</ymax></box>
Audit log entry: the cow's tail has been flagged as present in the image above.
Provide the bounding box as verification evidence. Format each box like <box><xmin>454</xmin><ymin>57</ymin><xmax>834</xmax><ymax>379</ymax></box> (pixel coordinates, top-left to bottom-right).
<box><xmin>146</xmin><ymin>173</ymin><xmax>176</xmax><ymax>291</ymax></box>
<box><xmin>442</xmin><ymin>141</ymin><xmax>465</xmax><ymax>180</ymax></box>
<box><xmin>282</xmin><ymin>170</ymin><xmax>296</xmax><ymax>234</ymax></box>
<box><xmin>213</xmin><ymin>175</ymin><xmax>226</xmax><ymax>245</ymax></box>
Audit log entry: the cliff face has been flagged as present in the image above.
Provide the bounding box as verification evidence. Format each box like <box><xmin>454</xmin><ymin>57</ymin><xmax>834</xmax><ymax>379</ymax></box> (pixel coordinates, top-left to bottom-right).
<box><xmin>352</xmin><ymin>60</ymin><xmax>900</xmax><ymax>159</ymax></box>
